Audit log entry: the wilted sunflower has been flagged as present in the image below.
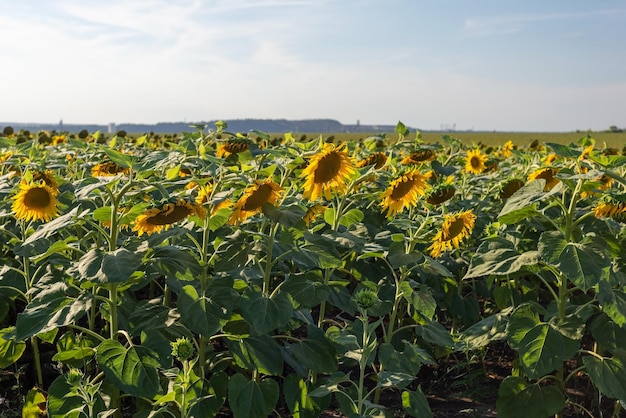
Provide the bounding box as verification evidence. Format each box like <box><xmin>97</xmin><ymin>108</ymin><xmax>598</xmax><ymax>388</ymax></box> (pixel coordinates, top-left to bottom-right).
<box><xmin>379</xmin><ymin>168</ymin><xmax>429</xmax><ymax>216</ymax></box>
<box><xmin>216</xmin><ymin>139</ymin><xmax>250</xmax><ymax>158</ymax></box>
<box><xmin>303</xmin><ymin>204</ymin><xmax>327</xmax><ymax>226</ymax></box>
<box><xmin>357</xmin><ymin>152</ymin><xmax>387</xmax><ymax>169</ymax></box>
<box><xmin>302</xmin><ymin>143</ymin><xmax>357</xmax><ymax>201</ymax></box>
<box><xmin>593</xmin><ymin>194</ymin><xmax>626</xmax><ymax>219</ymax></box>
<box><xmin>428</xmin><ymin>210</ymin><xmax>476</xmax><ymax>258</ymax></box>
<box><xmin>528</xmin><ymin>167</ymin><xmax>560</xmax><ymax>191</ymax></box>
<box><xmin>464</xmin><ymin>149</ymin><xmax>487</xmax><ymax>174</ymax></box>
<box><xmin>12</xmin><ymin>182</ymin><xmax>59</xmax><ymax>222</ymax></box>
<box><xmin>228</xmin><ymin>179</ymin><xmax>283</xmax><ymax>225</ymax></box>
<box><xmin>132</xmin><ymin>199</ymin><xmax>206</xmax><ymax>236</ymax></box>
<box><xmin>92</xmin><ymin>161</ymin><xmax>130</xmax><ymax>177</ymax></box>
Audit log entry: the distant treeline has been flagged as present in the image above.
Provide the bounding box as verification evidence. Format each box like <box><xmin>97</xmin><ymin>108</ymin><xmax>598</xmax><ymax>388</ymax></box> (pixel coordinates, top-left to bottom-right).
<box><xmin>1</xmin><ymin>118</ymin><xmax>401</xmax><ymax>134</ymax></box>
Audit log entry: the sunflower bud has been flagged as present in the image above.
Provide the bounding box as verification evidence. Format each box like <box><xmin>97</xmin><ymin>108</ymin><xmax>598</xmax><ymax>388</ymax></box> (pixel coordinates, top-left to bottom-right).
<box><xmin>354</xmin><ymin>289</ymin><xmax>378</xmax><ymax>314</ymax></box>
<box><xmin>171</xmin><ymin>337</ymin><xmax>195</xmax><ymax>361</ymax></box>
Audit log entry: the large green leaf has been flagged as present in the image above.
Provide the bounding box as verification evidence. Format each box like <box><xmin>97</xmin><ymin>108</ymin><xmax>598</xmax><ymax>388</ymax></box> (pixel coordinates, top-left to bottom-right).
<box><xmin>281</xmin><ymin>272</ymin><xmax>330</xmax><ymax>309</ymax></box>
<box><xmin>507</xmin><ymin>305</ymin><xmax>579</xmax><ymax>379</ymax></box>
<box><xmin>227</xmin><ymin>373</ymin><xmax>279</xmax><ymax>418</ymax></box>
<box><xmin>262</xmin><ymin>202</ymin><xmax>306</xmax><ymax>228</ymax></box>
<box><xmin>583</xmin><ymin>356</ymin><xmax>626</xmax><ymax>402</ymax></box>
<box><xmin>539</xmin><ymin>231</ymin><xmax>610</xmax><ymax>291</ymax></box>
<box><xmin>96</xmin><ymin>340</ymin><xmax>161</xmax><ymax>398</ymax></box>
<box><xmin>15</xmin><ymin>287</ymin><xmax>93</xmax><ymax>340</ymax></box>
<box><xmin>177</xmin><ymin>283</ymin><xmax>235</xmax><ymax>336</ymax></box>
<box><xmin>147</xmin><ymin>245</ymin><xmax>202</xmax><ymax>279</ymax></box>
<box><xmin>464</xmin><ymin>237</ymin><xmax>539</xmax><ymax>279</ymax></box>
<box><xmin>588</xmin><ymin>314</ymin><xmax>626</xmax><ymax>359</ymax></box>
<box><xmin>498</xmin><ymin>180</ymin><xmax>562</xmax><ymax>223</ymax></box>
<box><xmin>46</xmin><ymin>373</ymin><xmax>109</xmax><ymax>418</ymax></box>
<box><xmin>379</xmin><ymin>341</ymin><xmax>433</xmax><ymax>375</ymax></box>
<box><xmin>283</xmin><ymin>374</ymin><xmax>330</xmax><ymax>418</ymax></box>
<box><xmin>22</xmin><ymin>208</ymin><xmax>88</xmax><ymax>246</ymax></box>
<box><xmin>400</xmin><ymin>282</ymin><xmax>437</xmax><ymax>320</ymax></box>
<box><xmin>0</xmin><ymin>327</ymin><xmax>26</xmax><ymax>368</ymax></box>
<box><xmin>105</xmin><ymin>147</ymin><xmax>137</xmax><ymax>168</ymax></box>
<box><xmin>496</xmin><ymin>376</ymin><xmax>564</xmax><ymax>418</ymax></box>
<box><xmin>597</xmin><ymin>281</ymin><xmax>626</xmax><ymax>327</ymax></box>
<box><xmin>459</xmin><ymin>308</ymin><xmax>511</xmax><ymax>350</ymax></box>
<box><xmin>285</xmin><ymin>325</ymin><xmax>338</xmax><ymax>374</ymax></box>
<box><xmin>229</xmin><ymin>334</ymin><xmax>284</xmax><ymax>376</ymax></box>
<box><xmin>240</xmin><ymin>290</ymin><xmax>293</xmax><ymax>335</ymax></box>
<box><xmin>72</xmin><ymin>247</ymin><xmax>144</xmax><ymax>284</ymax></box>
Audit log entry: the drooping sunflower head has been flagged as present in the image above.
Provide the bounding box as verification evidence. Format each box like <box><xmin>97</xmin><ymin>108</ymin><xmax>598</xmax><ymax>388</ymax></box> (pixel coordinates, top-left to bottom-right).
<box><xmin>581</xmin><ymin>175</ymin><xmax>614</xmax><ymax>198</ymax></box>
<box><xmin>301</xmin><ymin>143</ymin><xmax>357</xmax><ymax>201</ymax></box>
<box><xmin>91</xmin><ymin>161</ymin><xmax>130</xmax><ymax>177</ymax></box>
<box><xmin>593</xmin><ymin>194</ymin><xmax>626</xmax><ymax>219</ymax></box>
<box><xmin>303</xmin><ymin>204</ymin><xmax>327</xmax><ymax>227</ymax></box>
<box><xmin>426</xmin><ymin>184</ymin><xmax>456</xmax><ymax>206</ymax></box>
<box><xmin>379</xmin><ymin>167</ymin><xmax>429</xmax><ymax>216</ymax></box>
<box><xmin>428</xmin><ymin>210</ymin><xmax>476</xmax><ymax>258</ymax></box>
<box><xmin>357</xmin><ymin>152</ymin><xmax>387</xmax><ymax>169</ymax></box>
<box><xmin>464</xmin><ymin>149</ymin><xmax>487</xmax><ymax>174</ymax></box>
<box><xmin>228</xmin><ymin>179</ymin><xmax>283</xmax><ymax>225</ymax></box>
<box><xmin>132</xmin><ymin>199</ymin><xmax>206</xmax><ymax>236</ymax></box>
<box><xmin>27</xmin><ymin>170</ymin><xmax>59</xmax><ymax>192</ymax></box>
<box><xmin>499</xmin><ymin>178</ymin><xmax>525</xmax><ymax>200</ymax></box>
<box><xmin>11</xmin><ymin>182</ymin><xmax>60</xmax><ymax>222</ymax></box>
<box><xmin>401</xmin><ymin>148</ymin><xmax>436</xmax><ymax>165</ymax></box>
<box><xmin>528</xmin><ymin>167</ymin><xmax>560</xmax><ymax>191</ymax></box>
<box><xmin>216</xmin><ymin>139</ymin><xmax>250</xmax><ymax>158</ymax></box>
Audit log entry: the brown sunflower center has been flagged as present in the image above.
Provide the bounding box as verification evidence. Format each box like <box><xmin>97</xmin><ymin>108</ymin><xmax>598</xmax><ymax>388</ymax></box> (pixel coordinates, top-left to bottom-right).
<box><xmin>314</xmin><ymin>152</ymin><xmax>342</xmax><ymax>183</ymax></box>
<box><xmin>147</xmin><ymin>205</ymin><xmax>192</xmax><ymax>225</ymax></box>
<box><xmin>470</xmin><ymin>156</ymin><xmax>482</xmax><ymax>169</ymax></box>
<box><xmin>443</xmin><ymin>217</ymin><xmax>465</xmax><ymax>241</ymax></box>
<box><xmin>242</xmin><ymin>184</ymin><xmax>273</xmax><ymax>211</ymax></box>
<box><xmin>390</xmin><ymin>178</ymin><xmax>418</xmax><ymax>200</ymax></box>
<box><xmin>24</xmin><ymin>187</ymin><xmax>51</xmax><ymax>208</ymax></box>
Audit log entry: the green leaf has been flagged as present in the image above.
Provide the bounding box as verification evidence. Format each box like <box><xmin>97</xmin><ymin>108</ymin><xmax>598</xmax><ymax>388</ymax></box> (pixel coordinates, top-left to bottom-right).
<box><xmin>588</xmin><ymin>314</ymin><xmax>626</xmax><ymax>359</ymax></box>
<box><xmin>338</xmin><ymin>208</ymin><xmax>364</xmax><ymax>228</ymax></box>
<box><xmin>262</xmin><ymin>202</ymin><xmax>305</xmax><ymax>228</ymax></box>
<box><xmin>46</xmin><ymin>374</ymin><xmax>109</xmax><ymax>418</ymax></box>
<box><xmin>177</xmin><ymin>283</ymin><xmax>235</xmax><ymax>336</ymax></box>
<box><xmin>15</xmin><ymin>288</ymin><xmax>93</xmax><ymax>340</ymax></box>
<box><xmin>583</xmin><ymin>356</ymin><xmax>626</xmax><ymax>402</ymax></box>
<box><xmin>539</xmin><ymin>231</ymin><xmax>610</xmax><ymax>291</ymax></box>
<box><xmin>240</xmin><ymin>290</ymin><xmax>293</xmax><ymax>335</ymax></box>
<box><xmin>498</xmin><ymin>181</ymin><xmax>562</xmax><ymax>223</ymax></box>
<box><xmin>286</xmin><ymin>325</ymin><xmax>338</xmax><ymax>374</ymax></box>
<box><xmin>228</xmin><ymin>373</ymin><xmax>279</xmax><ymax>418</ymax></box>
<box><xmin>598</xmin><ymin>281</ymin><xmax>626</xmax><ymax>327</ymax></box>
<box><xmin>22</xmin><ymin>208</ymin><xmax>88</xmax><ymax>246</ymax></box>
<box><xmin>401</xmin><ymin>388</ymin><xmax>432</xmax><ymax>418</ymax></box>
<box><xmin>229</xmin><ymin>335</ymin><xmax>284</xmax><ymax>376</ymax></box>
<box><xmin>507</xmin><ymin>305</ymin><xmax>579</xmax><ymax>379</ymax></box>
<box><xmin>395</xmin><ymin>121</ymin><xmax>410</xmax><ymax>136</ymax></box>
<box><xmin>105</xmin><ymin>147</ymin><xmax>136</xmax><ymax>169</ymax></box>
<box><xmin>22</xmin><ymin>387</ymin><xmax>47</xmax><ymax>418</ymax></box>
<box><xmin>459</xmin><ymin>308</ymin><xmax>510</xmax><ymax>350</ymax></box>
<box><xmin>388</xmin><ymin>241</ymin><xmax>423</xmax><ymax>268</ymax></box>
<box><xmin>545</xmin><ymin>142</ymin><xmax>580</xmax><ymax>159</ymax></box>
<box><xmin>416</xmin><ymin>319</ymin><xmax>454</xmax><ymax>347</ymax></box>
<box><xmin>400</xmin><ymin>282</ymin><xmax>436</xmax><ymax>320</ymax></box>
<box><xmin>96</xmin><ymin>339</ymin><xmax>161</xmax><ymax>398</ymax></box>
<box><xmin>379</xmin><ymin>342</ymin><xmax>433</xmax><ymax>375</ymax></box>
<box><xmin>281</xmin><ymin>273</ymin><xmax>330</xmax><ymax>309</ymax></box>
<box><xmin>52</xmin><ymin>330</ymin><xmax>96</xmax><ymax>365</ymax></box>
<box><xmin>148</xmin><ymin>245</ymin><xmax>202</xmax><ymax>279</ymax></box>
<box><xmin>72</xmin><ymin>247</ymin><xmax>144</xmax><ymax>284</ymax></box>
<box><xmin>464</xmin><ymin>237</ymin><xmax>539</xmax><ymax>279</ymax></box>
<box><xmin>0</xmin><ymin>327</ymin><xmax>26</xmax><ymax>368</ymax></box>
<box><xmin>496</xmin><ymin>376</ymin><xmax>565</xmax><ymax>418</ymax></box>
<box><xmin>283</xmin><ymin>374</ymin><xmax>330</xmax><ymax>418</ymax></box>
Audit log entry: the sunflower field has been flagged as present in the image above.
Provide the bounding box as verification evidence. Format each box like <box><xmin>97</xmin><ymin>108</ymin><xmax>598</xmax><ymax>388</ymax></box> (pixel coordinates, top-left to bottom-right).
<box><xmin>1</xmin><ymin>122</ymin><xmax>625</xmax><ymax>418</ymax></box>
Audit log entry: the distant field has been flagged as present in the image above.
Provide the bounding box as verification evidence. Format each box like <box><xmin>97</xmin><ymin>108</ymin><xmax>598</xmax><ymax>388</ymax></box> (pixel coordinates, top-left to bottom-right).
<box><xmin>274</xmin><ymin>131</ymin><xmax>626</xmax><ymax>149</ymax></box>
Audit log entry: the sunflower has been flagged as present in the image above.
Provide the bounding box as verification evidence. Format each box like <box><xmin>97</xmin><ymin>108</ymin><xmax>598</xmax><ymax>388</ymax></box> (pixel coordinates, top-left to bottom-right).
<box><xmin>426</xmin><ymin>184</ymin><xmax>455</xmax><ymax>206</ymax></box>
<box><xmin>581</xmin><ymin>175</ymin><xmax>614</xmax><ymax>198</ymax></box>
<box><xmin>401</xmin><ymin>148</ymin><xmax>436</xmax><ymax>165</ymax></box>
<box><xmin>132</xmin><ymin>199</ymin><xmax>206</xmax><ymax>236</ymax></box>
<box><xmin>91</xmin><ymin>161</ymin><xmax>130</xmax><ymax>177</ymax></box>
<box><xmin>228</xmin><ymin>179</ymin><xmax>283</xmax><ymax>225</ymax></box>
<box><xmin>216</xmin><ymin>139</ymin><xmax>250</xmax><ymax>158</ymax></box>
<box><xmin>52</xmin><ymin>135</ymin><xmax>66</xmax><ymax>146</ymax></box>
<box><xmin>464</xmin><ymin>149</ymin><xmax>487</xmax><ymax>174</ymax></box>
<box><xmin>379</xmin><ymin>168</ymin><xmax>429</xmax><ymax>216</ymax></box>
<box><xmin>502</xmin><ymin>140</ymin><xmax>515</xmax><ymax>158</ymax></box>
<box><xmin>357</xmin><ymin>152</ymin><xmax>387</xmax><ymax>169</ymax></box>
<box><xmin>593</xmin><ymin>195</ymin><xmax>626</xmax><ymax>219</ymax></box>
<box><xmin>302</xmin><ymin>143</ymin><xmax>357</xmax><ymax>201</ymax></box>
<box><xmin>428</xmin><ymin>210</ymin><xmax>476</xmax><ymax>258</ymax></box>
<box><xmin>29</xmin><ymin>170</ymin><xmax>58</xmax><ymax>192</ymax></box>
<box><xmin>528</xmin><ymin>167</ymin><xmax>560</xmax><ymax>191</ymax></box>
<box><xmin>12</xmin><ymin>182</ymin><xmax>60</xmax><ymax>222</ymax></box>
<box><xmin>578</xmin><ymin>144</ymin><xmax>594</xmax><ymax>161</ymax></box>
<box><xmin>543</xmin><ymin>153</ymin><xmax>558</xmax><ymax>165</ymax></box>
<box><xmin>303</xmin><ymin>204</ymin><xmax>327</xmax><ymax>226</ymax></box>
<box><xmin>499</xmin><ymin>178</ymin><xmax>525</xmax><ymax>200</ymax></box>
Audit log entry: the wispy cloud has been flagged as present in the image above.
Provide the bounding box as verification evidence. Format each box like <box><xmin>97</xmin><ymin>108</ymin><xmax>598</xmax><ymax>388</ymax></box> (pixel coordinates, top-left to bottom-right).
<box><xmin>464</xmin><ymin>9</ymin><xmax>626</xmax><ymax>35</ymax></box>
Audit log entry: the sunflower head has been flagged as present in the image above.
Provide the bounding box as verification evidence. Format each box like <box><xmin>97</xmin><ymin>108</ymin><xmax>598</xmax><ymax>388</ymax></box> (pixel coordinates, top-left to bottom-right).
<box><xmin>12</xmin><ymin>182</ymin><xmax>60</xmax><ymax>222</ymax></box>
<box><xmin>543</xmin><ymin>153</ymin><xmax>558</xmax><ymax>165</ymax></box>
<box><xmin>216</xmin><ymin>139</ymin><xmax>250</xmax><ymax>158</ymax></box>
<box><xmin>502</xmin><ymin>140</ymin><xmax>515</xmax><ymax>158</ymax></box>
<box><xmin>228</xmin><ymin>179</ymin><xmax>283</xmax><ymax>225</ymax></box>
<box><xmin>464</xmin><ymin>149</ymin><xmax>487</xmax><ymax>174</ymax></box>
<box><xmin>27</xmin><ymin>170</ymin><xmax>59</xmax><ymax>192</ymax></box>
<box><xmin>428</xmin><ymin>210</ymin><xmax>476</xmax><ymax>258</ymax></box>
<box><xmin>302</xmin><ymin>143</ymin><xmax>357</xmax><ymax>201</ymax></box>
<box><xmin>92</xmin><ymin>161</ymin><xmax>130</xmax><ymax>177</ymax></box>
<box><xmin>132</xmin><ymin>199</ymin><xmax>205</xmax><ymax>236</ymax></box>
<box><xmin>426</xmin><ymin>184</ymin><xmax>455</xmax><ymax>206</ymax></box>
<box><xmin>379</xmin><ymin>167</ymin><xmax>428</xmax><ymax>216</ymax></box>
<box><xmin>499</xmin><ymin>178</ymin><xmax>525</xmax><ymax>200</ymax></box>
<box><xmin>357</xmin><ymin>152</ymin><xmax>387</xmax><ymax>169</ymax></box>
<box><xmin>303</xmin><ymin>204</ymin><xmax>327</xmax><ymax>226</ymax></box>
<box><xmin>593</xmin><ymin>194</ymin><xmax>626</xmax><ymax>219</ymax></box>
<box><xmin>528</xmin><ymin>167</ymin><xmax>560</xmax><ymax>191</ymax></box>
<box><xmin>401</xmin><ymin>148</ymin><xmax>436</xmax><ymax>165</ymax></box>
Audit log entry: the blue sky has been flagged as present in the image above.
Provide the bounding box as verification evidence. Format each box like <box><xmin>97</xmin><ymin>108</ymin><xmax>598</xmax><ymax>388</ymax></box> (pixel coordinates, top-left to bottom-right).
<box><xmin>1</xmin><ymin>0</ymin><xmax>625</xmax><ymax>131</ymax></box>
